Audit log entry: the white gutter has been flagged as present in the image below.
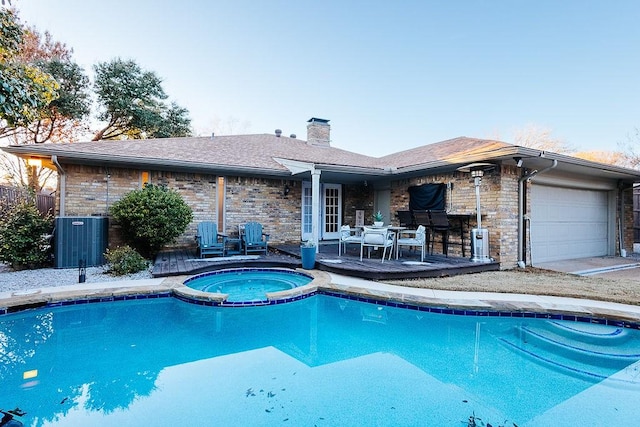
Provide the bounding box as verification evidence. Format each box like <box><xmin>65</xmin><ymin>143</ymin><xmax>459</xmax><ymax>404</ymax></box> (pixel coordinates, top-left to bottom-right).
<box><xmin>52</xmin><ymin>155</ymin><xmax>65</xmax><ymax>216</ymax></box>
<box><xmin>517</xmin><ymin>159</ymin><xmax>557</xmax><ymax>267</ymax></box>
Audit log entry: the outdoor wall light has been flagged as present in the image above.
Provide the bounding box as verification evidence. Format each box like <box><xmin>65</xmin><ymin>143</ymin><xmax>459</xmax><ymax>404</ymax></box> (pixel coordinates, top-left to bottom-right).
<box><xmin>283</xmin><ymin>185</ymin><xmax>290</xmax><ymax>196</ymax></box>
<box><xmin>27</xmin><ymin>157</ymin><xmax>42</xmax><ymax>167</ymax></box>
<box><xmin>514</xmin><ymin>157</ymin><xmax>523</xmax><ymax>168</ymax></box>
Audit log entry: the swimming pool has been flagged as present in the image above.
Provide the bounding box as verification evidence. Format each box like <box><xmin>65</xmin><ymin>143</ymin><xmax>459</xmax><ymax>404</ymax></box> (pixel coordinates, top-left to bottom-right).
<box><xmin>2</xmin><ymin>294</ymin><xmax>639</xmax><ymax>426</ymax></box>
<box><xmin>183</xmin><ymin>268</ymin><xmax>313</xmax><ymax>303</ymax></box>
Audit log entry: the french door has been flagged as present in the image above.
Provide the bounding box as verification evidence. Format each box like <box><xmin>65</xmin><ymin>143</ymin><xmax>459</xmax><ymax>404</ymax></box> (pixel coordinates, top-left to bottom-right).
<box><xmin>301</xmin><ymin>182</ymin><xmax>342</xmax><ymax>241</ymax></box>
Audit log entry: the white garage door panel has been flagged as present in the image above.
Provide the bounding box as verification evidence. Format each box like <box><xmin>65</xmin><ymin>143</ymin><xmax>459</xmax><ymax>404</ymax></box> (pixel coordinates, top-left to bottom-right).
<box><xmin>531</xmin><ymin>185</ymin><xmax>609</xmax><ymax>263</ymax></box>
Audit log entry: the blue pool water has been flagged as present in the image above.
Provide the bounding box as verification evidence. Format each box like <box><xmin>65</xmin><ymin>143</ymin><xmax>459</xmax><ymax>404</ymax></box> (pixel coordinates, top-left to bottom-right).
<box><xmin>184</xmin><ymin>268</ymin><xmax>313</xmax><ymax>302</ymax></box>
<box><xmin>1</xmin><ymin>295</ymin><xmax>640</xmax><ymax>426</ymax></box>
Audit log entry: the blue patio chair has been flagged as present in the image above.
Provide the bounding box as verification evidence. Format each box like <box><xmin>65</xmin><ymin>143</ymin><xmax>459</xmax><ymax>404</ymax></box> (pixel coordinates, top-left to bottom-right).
<box><xmin>196</xmin><ymin>221</ymin><xmax>226</xmax><ymax>258</ymax></box>
<box><xmin>242</xmin><ymin>222</ymin><xmax>269</xmax><ymax>255</ymax></box>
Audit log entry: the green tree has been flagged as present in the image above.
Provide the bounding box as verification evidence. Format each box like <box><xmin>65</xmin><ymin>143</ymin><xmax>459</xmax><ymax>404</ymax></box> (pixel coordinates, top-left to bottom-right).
<box><xmin>92</xmin><ymin>58</ymin><xmax>191</xmax><ymax>140</ymax></box>
<box><xmin>1</xmin><ymin>12</ymin><xmax>90</xmax><ymax>191</ymax></box>
<box><xmin>109</xmin><ymin>183</ymin><xmax>193</xmax><ymax>258</ymax></box>
<box><xmin>0</xmin><ymin>9</ymin><xmax>59</xmax><ymax>132</ymax></box>
<box><xmin>0</xmin><ymin>200</ymin><xmax>54</xmax><ymax>269</ymax></box>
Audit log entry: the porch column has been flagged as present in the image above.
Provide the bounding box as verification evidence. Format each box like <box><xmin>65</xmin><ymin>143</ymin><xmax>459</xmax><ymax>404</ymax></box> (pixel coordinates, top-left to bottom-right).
<box><xmin>311</xmin><ymin>169</ymin><xmax>321</xmax><ymax>253</ymax></box>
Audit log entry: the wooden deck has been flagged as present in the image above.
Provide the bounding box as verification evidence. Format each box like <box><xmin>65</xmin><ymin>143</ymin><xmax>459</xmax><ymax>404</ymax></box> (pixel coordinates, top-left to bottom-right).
<box><xmin>152</xmin><ymin>242</ymin><xmax>499</xmax><ymax>280</ymax></box>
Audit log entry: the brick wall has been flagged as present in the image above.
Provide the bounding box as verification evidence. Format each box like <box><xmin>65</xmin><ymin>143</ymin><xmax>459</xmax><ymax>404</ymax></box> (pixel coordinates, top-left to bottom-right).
<box><xmin>224</xmin><ymin>177</ymin><xmax>301</xmax><ymax>242</ymax></box>
<box><xmin>59</xmin><ymin>164</ymin><xmax>303</xmax><ymax>251</ymax></box>
<box><xmin>623</xmin><ymin>187</ymin><xmax>634</xmax><ymax>254</ymax></box>
<box><xmin>389</xmin><ymin>166</ymin><xmax>521</xmax><ymax>267</ymax></box>
<box><xmin>342</xmin><ymin>183</ymin><xmax>374</xmax><ymax>225</ymax></box>
<box><xmin>58</xmin><ymin>162</ymin><xmax>634</xmax><ymax>264</ymax></box>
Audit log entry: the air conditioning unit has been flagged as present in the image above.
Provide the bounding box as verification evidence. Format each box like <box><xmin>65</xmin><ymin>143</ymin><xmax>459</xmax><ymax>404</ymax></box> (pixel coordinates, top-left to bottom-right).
<box><xmin>54</xmin><ymin>216</ymin><xmax>109</xmax><ymax>269</ymax></box>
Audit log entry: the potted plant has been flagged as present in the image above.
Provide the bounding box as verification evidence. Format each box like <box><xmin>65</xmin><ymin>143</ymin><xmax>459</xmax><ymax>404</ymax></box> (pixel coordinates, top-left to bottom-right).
<box><xmin>372</xmin><ymin>211</ymin><xmax>384</xmax><ymax>227</ymax></box>
<box><xmin>300</xmin><ymin>239</ymin><xmax>316</xmax><ymax>270</ymax></box>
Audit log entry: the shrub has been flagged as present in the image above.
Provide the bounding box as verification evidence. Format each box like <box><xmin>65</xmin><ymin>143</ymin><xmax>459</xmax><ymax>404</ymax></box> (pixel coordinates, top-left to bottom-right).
<box><xmin>104</xmin><ymin>246</ymin><xmax>149</xmax><ymax>276</ymax></box>
<box><xmin>0</xmin><ymin>201</ymin><xmax>53</xmax><ymax>269</ymax></box>
<box><xmin>109</xmin><ymin>183</ymin><xmax>193</xmax><ymax>258</ymax></box>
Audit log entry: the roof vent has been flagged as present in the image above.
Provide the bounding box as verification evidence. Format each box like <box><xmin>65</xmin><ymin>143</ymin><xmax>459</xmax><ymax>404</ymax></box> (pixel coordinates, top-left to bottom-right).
<box><xmin>210</xmin><ymin>132</ymin><xmax>215</xmax><ymax>139</ymax></box>
<box><xmin>275</xmin><ymin>129</ymin><xmax>282</xmax><ymax>137</ymax></box>
<box><xmin>290</xmin><ymin>134</ymin><xmax>296</xmax><ymax>138</ymax></box>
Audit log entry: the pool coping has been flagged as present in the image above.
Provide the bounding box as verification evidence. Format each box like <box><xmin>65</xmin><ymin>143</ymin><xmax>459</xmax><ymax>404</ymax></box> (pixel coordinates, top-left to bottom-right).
<box><xmin>1</xmin><ymin>270</ymin><xmax>639</xmax><ymax>328</ymax></box>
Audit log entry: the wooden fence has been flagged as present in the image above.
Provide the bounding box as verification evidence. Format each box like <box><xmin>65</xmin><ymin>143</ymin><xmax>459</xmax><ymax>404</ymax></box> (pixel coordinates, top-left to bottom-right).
<box><xmin>0</xmin><ymin>185</ymin><xmax>55</xmax><ymax>216</ymax></box>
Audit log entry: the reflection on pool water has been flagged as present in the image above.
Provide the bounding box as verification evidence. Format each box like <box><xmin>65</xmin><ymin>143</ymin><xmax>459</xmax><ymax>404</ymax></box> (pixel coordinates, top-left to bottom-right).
<box><xmin>184</xmin><ymin>268</ymin><xmax>313</xmax><ymax>302</ymax></box>
<box><xmin>2</xmin><ymin>295</ymin><xmax>640</xmax><ymax>426</ymax></box>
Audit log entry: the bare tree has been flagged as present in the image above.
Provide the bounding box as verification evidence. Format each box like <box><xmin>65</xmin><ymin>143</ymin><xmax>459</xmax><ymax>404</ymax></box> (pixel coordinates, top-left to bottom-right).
<box><xmin>512</xmin><ymin>123</ymin><xmax>575</xmax><ymax>154</ymax></box>
<box><xmin>618</xmin><ymin>127</ymin><xmax>640</xmax><ymax>170</ymax></box>
<box><xmin>573</xmin><ymin>150</ymin><xmax>632</xmax><ymax>168</ymax></box>
<box><xmin>199</xmin><ymin>115</ymin><xmax>252</xmax><ymax>136</ymax></box>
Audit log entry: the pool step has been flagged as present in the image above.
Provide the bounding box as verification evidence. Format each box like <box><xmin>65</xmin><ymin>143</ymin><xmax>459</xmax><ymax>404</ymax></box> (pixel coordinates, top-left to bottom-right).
<box><xmin>545</xmin><ymin>320</ymin><xmax>632</xmax><ymax>345</ymax></box>
<box><xmin>500</xmin><ymin>320</ymin><xmax>640</xmax><ymax>381</ymax></box>
<box><xmin>520</xmin><ymin>324</ymin><xmax>640</xmax><ymax>363</ymax></box>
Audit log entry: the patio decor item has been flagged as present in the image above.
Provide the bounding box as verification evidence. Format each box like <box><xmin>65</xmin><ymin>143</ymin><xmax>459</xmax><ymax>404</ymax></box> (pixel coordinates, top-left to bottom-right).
<box><xmin>300</xmin><ymin>240</ymin><xmax>316</xmax><ymax>269</ymax></box>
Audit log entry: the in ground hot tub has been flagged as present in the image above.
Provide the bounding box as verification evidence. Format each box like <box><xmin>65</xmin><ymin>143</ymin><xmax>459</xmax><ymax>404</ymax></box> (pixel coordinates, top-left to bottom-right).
<box><xmin>183</xmin><ymin>268</ymin><xmax>313</xmax><ymax>304</ymax></box>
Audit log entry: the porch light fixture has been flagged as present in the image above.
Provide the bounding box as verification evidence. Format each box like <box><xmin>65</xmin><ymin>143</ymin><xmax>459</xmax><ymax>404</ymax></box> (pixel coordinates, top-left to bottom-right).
<box><xmin>283</xmin><ymin>185</ymin><xmax>290</xmax><ymax>196</ymax></box>
<box><xmin>27</xmin><ymin>157</ymin><xmax>42</xmax><ymax>167</ymax></box>
<box><xmin>457</xmin><ymin>162</ymin><xmax>495</xmax><ymax>263</ymax></box>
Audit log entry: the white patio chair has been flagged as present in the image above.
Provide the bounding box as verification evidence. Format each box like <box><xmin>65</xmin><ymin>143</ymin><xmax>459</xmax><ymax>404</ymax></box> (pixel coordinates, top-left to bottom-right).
<box><xmin>396</xmin><ymin>225</ymin><xmax>427</xmax><ymax>262</ymax></box>
<box><xmin>360</xmin><ymin>226</ymin><xmax>394</xmax><ymax>263</ymax></box>
<box><xmin>339</xmin><ymin>225</ymin><xmax>362</xmax><ymax>256</ymax></box>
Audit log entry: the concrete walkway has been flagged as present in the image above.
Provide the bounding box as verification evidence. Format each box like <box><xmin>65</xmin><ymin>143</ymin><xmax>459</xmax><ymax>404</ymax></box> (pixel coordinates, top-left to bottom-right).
<box><xmin>536</xmin><ymin>254</ymin><xmax>640</xmax><ymax>282</ymax></box>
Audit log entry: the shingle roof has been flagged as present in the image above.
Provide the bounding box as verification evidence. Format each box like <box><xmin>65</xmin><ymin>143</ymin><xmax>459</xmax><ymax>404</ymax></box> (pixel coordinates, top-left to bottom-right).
<box><xmin>7</xmin><ymin>134</ymin><xmax>510</xmax><ymax>171</ymax></box>
<box><xmin>5</xmin><ymin>133</ymin><xmax>639</xmax><ymax>182</ymax></box>
<box><xmin>15</xmin><ymin>133</ymin><xmax>382</xmax><ymax>172</ymax></box>
<box><xmin>376</xmin><ymin>137</ymin><xmax>513</xmax><ymax>169</ymax></box>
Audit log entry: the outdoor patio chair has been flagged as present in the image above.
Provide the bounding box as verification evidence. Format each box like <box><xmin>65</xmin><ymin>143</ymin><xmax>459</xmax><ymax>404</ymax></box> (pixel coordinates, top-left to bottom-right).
<box><xmin>242</xmin><ymin>221</ymin><xmax>270</xmax><ymax>255</ymax></box>
<box><xmin>196</xmin><ymin>221</ymin><xmax>226</xmax><ymax>258</ymax></box>
<box><xmin>412</xmin><ymin>210</ymin><xmax>430</xmax><ymax>228</ymax></box>
<box><xmin>339</xmin><ymin>225</ymin><xmax>362</xmax><ymax>256</ymax></box>
<box><xmin>426</xmin><ymin>210</ymin><xmax>450</xmax><ymax>256</ymax></box>
<box><xmin>396</xmin><ymin>225</ymin><xmax>427</xmax><ymax>262</ymax></box>
<box><xmin>395</xmin><ymin>210</ymin><xmax>415</xmax><ymax>228</ymax></box>
<box><xmin>360</xmin><ymin>226</ymin><xmax>394</xmax><ymax>263</ymax></box>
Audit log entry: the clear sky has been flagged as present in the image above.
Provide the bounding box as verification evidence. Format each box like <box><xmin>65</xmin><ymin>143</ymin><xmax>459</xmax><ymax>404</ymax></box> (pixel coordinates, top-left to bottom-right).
<box><xmin>12</xmin><ymin>0</ymin><xmax>640</xmax><ymax>157</ymax></box>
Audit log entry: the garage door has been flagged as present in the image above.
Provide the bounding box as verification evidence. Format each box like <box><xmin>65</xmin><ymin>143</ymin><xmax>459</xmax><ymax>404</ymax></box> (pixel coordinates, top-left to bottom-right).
<box><xmin>530</xmin><ymin>185</ymin><xmax>609</xmax><ymax>263</ymax></box>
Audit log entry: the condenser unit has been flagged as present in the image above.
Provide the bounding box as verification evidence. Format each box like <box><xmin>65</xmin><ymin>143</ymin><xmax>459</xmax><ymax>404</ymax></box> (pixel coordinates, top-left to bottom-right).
<box><xmin>54</xmin><ymin>216</ymin><xmax>109</xmax><ymax>268</ymax></box>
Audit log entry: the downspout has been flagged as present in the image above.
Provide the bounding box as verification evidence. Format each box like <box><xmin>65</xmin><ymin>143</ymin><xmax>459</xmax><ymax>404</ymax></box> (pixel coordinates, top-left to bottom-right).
<box><xmin>518</xmin><ymin>159</ymin><xmax>557</xmax><ymax>267</ymax></box>
<box><xmin>52</xmin><ymin>155</ymin><xmax>65</xmax><ymax>216</ymax></box>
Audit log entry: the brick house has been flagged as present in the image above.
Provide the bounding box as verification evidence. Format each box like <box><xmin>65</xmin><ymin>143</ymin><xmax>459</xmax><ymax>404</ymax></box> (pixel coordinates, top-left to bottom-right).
<box><xmin>4</xmin><ymin>117</ymin><xmax>640</xmax><ymax>268</ymax></box>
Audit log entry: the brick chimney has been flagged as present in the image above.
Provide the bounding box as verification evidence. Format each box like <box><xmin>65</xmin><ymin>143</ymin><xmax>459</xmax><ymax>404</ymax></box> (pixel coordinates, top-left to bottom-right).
<box><xmin>306</xmin><ymin>117</ymin><xmax>330</xmax><ymax>147</ymax></box>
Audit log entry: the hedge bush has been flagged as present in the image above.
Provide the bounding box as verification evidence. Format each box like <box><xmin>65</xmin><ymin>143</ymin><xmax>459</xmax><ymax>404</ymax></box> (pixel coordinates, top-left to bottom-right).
<box><xmin>110</xmin><ymin>183</ymin><xmax>193</xmax><ymax>258</ymax></box>
<box><xmin>0</xmin><ymin>201</ymin><xmax>54</xmax><ymax>269</ymax></box>
<box><xmin>104</xmin><ymin>246</ymin><xmax>149</xmax><ymax>276</ymax></box>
